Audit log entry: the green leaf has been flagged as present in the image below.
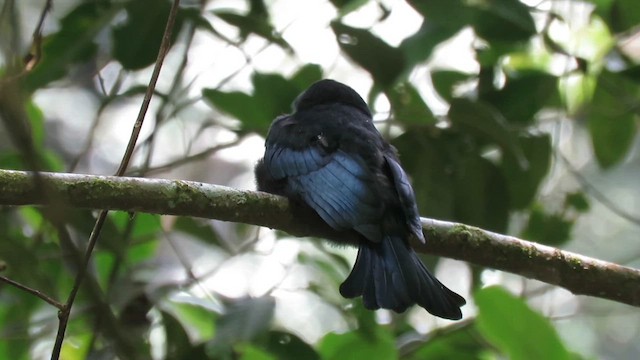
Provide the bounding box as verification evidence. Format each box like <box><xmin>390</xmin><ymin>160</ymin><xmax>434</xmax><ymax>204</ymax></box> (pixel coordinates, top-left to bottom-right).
<box><xmin>112</xmin><ymin>0</ymin><xmax>184</xmax><ymax>70</ymax></box>
<box><xmin>25</xmin><ymin>2</ymin><xmax>118</xmax><ymax>90</ymax></box>
<box><xmin>328</xmin><ymin>0</ymin><xmax>370</xmax><ymax>16</ymax></box>
<box><xmin>202</xmin><ymin>89</ymin><xmax>264</xmax><ymax>128</ymax></box>
<box><xmin>110</xmin><ymin>212</ymin><xmax>161</xmax><ymax>239</ymax></box>
<box><xmin>252</xmin><ymin>72</ymin><xmax>301</xmax><ymax>119</ymax></box>
<box><xmin>500</xmin><ymin>134</ymin><xmax>552</xmax><ymax>209</ymax></box>
<box><xmin>263</xmin><ymin>331</ymin><xmax>320</xmax><ymax>360</ymax></box>
<box><xmin>402</xmin><ymin>1</ymin><xmax>469</xmax><ymax>65</ymax></box>
<box><xmin>522</xmin><ymin>204</ymin><xmax>573</xmax><ymax>246</ymax></box>
<box><xmin>448</xmin><ymin>98</ymin><xmax>527</xmax><ymax>169</ymax></box>
<box><xmin>291</xmin><ymin>64</ymin><xmax>323</xmax><ymax>90</ymax></box>
<box><xmin>162</xmin><ymin>311</ymin><xmax>209</xmax><ymax>359</ymax></box>
<box><xmin>213</xmin><ymin>11</ymin><xmax>292</xmax><ymax>52</ymax></box>
<box><xmin>431</xmin><ymin>71</ymin><xmax>471</xmax><ymax>102</ymax></box>
<box><xmin>619</xmin><ymin>64</ymin><xmax>640</xmax><ymax>83</ymax></box>
<box><xmin>60</xmin><ymin>334</ymin><xmax>92</xmax><ymax>360</ymax></box>
<box><xmin>401</xmin><ymin>21</ymin><xmax>462</xmax><ymax>67</ymax></box>
<box><xmin>331</xmin><ymin>22</ymin><xmax>405</xmax><ymax>88</ymax></box>
<box><xmin>476</xmin><ymin>286</ymin><xmax>572</xmax><ymax>360</ymax></box>
<box><xmin>587</xmin><ymin>71</ymin><xmax>639</xmax><ymax>168</ymax></box>
<box><xmin>405</xmin><ymin>0</ymin><xmax>470</xmax><ymax>26</ymax></box>
<box><xmin>471</xmin><ymin>0</ymin><xmax>537</xmax><ymax>43</ymax></box>
<box><xmin>203</xmin><ymin>72</ymin><xmax>303</xmax><ymax>135</ymax></box>
<box><xmin>603</xmin><ymin>0</ymin><xmax>640</xmax><ymax>33</ymax></box>
<box><xmin>482</xmin><ymin>72</ymin><xmax>559</xmax><ymax>124</ymax></box>
<box><xmin>126</xmin><ymin>238</ymin><xmax>160</xmax><ymax>265</ymax></box>
<box><xmin>0</xmin><ymin>291</ymin><xmax>39</xmax><ymax>359</ymax></box>
<box><xmin>318</xmin><ymin>328</ymin><xmax>397</xmax><ymax>360</ymax></box>
<box><xmin>565</xmin><ymin>192</ymin><xmax>590</xmax><ymax>213</ymax></box>
<box><xmin>386</xmin><ymin>82</ymin><xmax>435</xmax><ymax>124</ymax></box>
<box><xmin>392</xmin><ymin>130</ymin><xmax>456</xmax><ymax>220</ymax></box>
<box><xmin>405</xmin><ymin>326</ymin><xmax>486</xmax><ymax>360</ymax></box>
<box><xmin>453</xmin><ymin>154</ymin><xmax>509</xmax><ymax>232</ymax></box>
<box><xmin>238</xmin><ymin>345</ymin><xmax>277</xmax><ymax>360</ymax></box>
<box><xmin>25</xmin><ymin>102</ymin><xmax>44</xmax><ymax>149</ymax></box>
<box><xmin>166</xmin><ymin>301</ymin><xmax>217</xmax><ymax>342</ymax></box>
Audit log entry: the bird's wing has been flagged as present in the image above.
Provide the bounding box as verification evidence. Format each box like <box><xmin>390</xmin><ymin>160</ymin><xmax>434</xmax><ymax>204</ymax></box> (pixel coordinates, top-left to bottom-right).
<box><xmin>384</xmin><ymin>154</ymin><xmax>425</xmax><ymax>243</ymax></box>
<box><xmin>265</xmin><ymin>144</ymin><xmax>382</xmax><ymax>240</ymax></box>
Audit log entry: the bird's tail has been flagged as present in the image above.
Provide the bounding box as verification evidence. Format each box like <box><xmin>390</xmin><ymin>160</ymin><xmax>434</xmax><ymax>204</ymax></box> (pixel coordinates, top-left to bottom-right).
<box><xmin>339</xmin><ymin>236</ymin><xmax>465</xmax><ymax>320</ymax></box>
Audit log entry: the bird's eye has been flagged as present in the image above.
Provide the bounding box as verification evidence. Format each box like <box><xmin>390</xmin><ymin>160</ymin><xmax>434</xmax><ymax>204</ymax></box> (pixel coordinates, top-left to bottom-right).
<box><xmin>314</xmin><ymin>134</ymin><xmax>329</xmax><ymax>148</ymax></box>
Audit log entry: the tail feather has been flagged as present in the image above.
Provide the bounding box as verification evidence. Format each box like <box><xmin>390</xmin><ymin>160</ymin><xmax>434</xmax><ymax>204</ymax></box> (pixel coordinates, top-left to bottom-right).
<box><xmin>339</xmin><ymin>236</ymin><xmax>465</xmax><ymax>320</ymax></box>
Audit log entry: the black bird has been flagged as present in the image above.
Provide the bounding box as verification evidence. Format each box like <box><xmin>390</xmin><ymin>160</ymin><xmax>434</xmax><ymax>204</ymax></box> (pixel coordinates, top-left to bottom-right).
<box><xmin>255</xmin><ymin>79</ymin><xmax>465</xmax><ymax>320</ymax></box>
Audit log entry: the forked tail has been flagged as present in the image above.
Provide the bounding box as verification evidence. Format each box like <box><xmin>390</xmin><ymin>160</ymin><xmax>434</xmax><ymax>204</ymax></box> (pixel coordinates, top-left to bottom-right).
<box><xmin>339</xmin><ymin>236</ymin><xmax>465</xmax><ymax>320</ymax></box>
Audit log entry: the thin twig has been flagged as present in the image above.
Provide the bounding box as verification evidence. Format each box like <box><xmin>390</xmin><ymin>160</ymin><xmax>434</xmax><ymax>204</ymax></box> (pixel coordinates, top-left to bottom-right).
<box><xmin>0</xmin><ymin>275</ymin><xmax>64</xmax><ymax>310</ymax></box>
<box><xmin>557</xmin><ymin>152</ymin><xmax>640</xmax><ymax>226</ymax></box>
<box><xmin>32</xmin><ymin>0</ymin><xmax>53</xmax><ymax>41</ymax></box>
<box><xmin>50</xmin><ymin>1</ymin><xmax>182</xmax><ymax>358</ymax></box>
<box><xmin>126</xmin><ymin>140</ymin><xmax>242</xmax><ymax>176</ymax></box>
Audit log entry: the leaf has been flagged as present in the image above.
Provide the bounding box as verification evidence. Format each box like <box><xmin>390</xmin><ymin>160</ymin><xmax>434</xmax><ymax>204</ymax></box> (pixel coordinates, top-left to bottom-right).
<box><xmin>604</xmin><ymin>0</ymin><xmax>640</xmax><ymax>33</ymax></box>
<box><xmin>202</xmin><ymin>72</ymin><xmax>304</xmax><ymax>135</ymax></box>
<box><xmin>290</xmin><ymin>64</ymin><xmax>323</xmax><ymax>90</ymax></box>
<box><xmin>202</xmin><ymin>89</ymin><xmax>264</xmax><ymax>128</ymax></box>
<box><xmin>112</xmin><ymin>0</ymin><xmax>184</xmax><ymax>70</ymax></box>
<box><xmin>587</xmin><ymin>71</ymin><xmax>639</xmax><ymax>168</ymax></box>
<box><xmin>213</xmin><ymin>11</ymin><xmax>292</xmax><ymax>52</ymax></box>
<box><xmin>392</xmin><ymin>130</ymin><xmax>456</xmax><ymax>220</ymax></box>
<box><xmin>565</xmin><ymin>192</ymin><xmax>590</xmax><ymax>213</ymax></box>
<box><xmin>162</xmin><ymin>311</ymin><xmax>209</xmax><ymax>359</ymax></box>
<box><xmin>401</xmin><ymin>0</ymin><xmax>469</xmax><ymax>65</ymax></box>
<box><xmin>386</xmin><ymin>82</ymin><xmax>435</xmax><ymax>124</ymax></box>
<box><xmin>405</xmin><ymin>326</ymin><xmax>486</xmax><ymax>360</ymax></box>
<box><xmin>619</xmin><ymin>64</ymin><xmax>640</xmax><ymax>83</ymax></box>
<box><xmin>471</xmin><ymin>0</ymin><xmax>537</xmax><ymax>43</ymax></box>
<box><xmin>252</xmin><ymin>72</ymin><xmax>301</xmax><ymax>119</ymax></box>
<box><xmin>401</xmin><ymin>21</ymin><xmax>462</xmax><ymax>67</ymax></box>
<box><xmin>166</xmin><ymin>301</ymin><xmax>217</xmax><ymax>342</ymax></box>
<box><xmin>331</xmin><ymin>21</ymin><xmax>405</xmax><ymax>88</ymax></box>
<box><xmin>431</xmin><ymin>71</ymin><xmax>471</xmax><ymax>102</ymax></box>
<box><xmin>26</xmin><ymin>102</ymin><xmax>45</xmax><ymax>149</ymax></box>
<box><xmin>328</xmin><ymin>0</ymin><xmax>370</xmax><ymax>16</ymax></box>
<box><xmin>405</xmin><ymin>0</ymin><xmax>470</xmax><ymax>26</ymax></box>
<box><xmin>238</xmin><ymin>345</ymin><xmax>277</xmax><ymax>360</ymax></box>
<box><xmin>448</xmin><ymin>98</ymin><xmax>527</xmax><ymax>169</ymax></box>
<box><xmin>476</xmin><ymin>286</ymin><xmax>572</xmax><ymax>360</ymax></box>
<box><xmin>25</xmin><ymin>2</ymin><xmax>118</xmax><ymax>90</ymax></box>
<box><xmin>500</xmin><ymin>134</ymin><xmax>552</xmax><ymax>209</ymax></box>
<box><xmin>453</xmin><ymin>154</ymin><xmax>509</xmax><ymax>232</ymax></box>
<box><xmin>482</xmin><ymin>72</ymin><xmax>559</xmax><ymax>124</ymax></box>
<box><xmin>318</xmin><ymin>328</ymin><xmax>397</xmax><ymax>360</ymax></box>
<box><xmin>263</xmin><ymin>331</ymin><xmax>320</xmax><ymax>360</ymax></box>
<box><xmin>522</xmin><ymin>204</ymin><xmax>573</xmax><ymax>246</ymax></box>
<box><xmin>209</xmin><ymin>296</ymin><xmax>276</xmax><ymax>350</ymax></box>
<box><xmin>0</xmin><ymin>291</ymin><xmax>39</xmax><ymax>359</ymax></box>
<box><xmin>60</xmin><ymin>334</ymin><xmax>91</xmax><ymax>360</ymax></box>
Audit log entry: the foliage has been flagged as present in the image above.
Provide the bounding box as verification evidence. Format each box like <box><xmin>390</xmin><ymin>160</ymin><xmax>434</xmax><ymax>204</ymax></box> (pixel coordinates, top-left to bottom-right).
<box><xmin>0</xmin><ymin>0</ymin><xmax>639</xmax><ymax>359</ymax></box>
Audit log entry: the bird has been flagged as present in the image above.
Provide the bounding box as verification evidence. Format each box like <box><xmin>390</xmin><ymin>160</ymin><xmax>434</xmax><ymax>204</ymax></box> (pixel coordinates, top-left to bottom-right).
<box><xmin>255</xmin><ymin>79</ymin><xmax>465</xmax><ymax>320</ymax></box>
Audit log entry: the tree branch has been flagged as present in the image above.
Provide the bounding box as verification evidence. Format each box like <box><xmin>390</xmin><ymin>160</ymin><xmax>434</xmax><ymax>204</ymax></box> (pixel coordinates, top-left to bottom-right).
<box><xmin>1</xmin><ymin>169</ymin><xmax>639</xmax><ymax>307</ymax></box>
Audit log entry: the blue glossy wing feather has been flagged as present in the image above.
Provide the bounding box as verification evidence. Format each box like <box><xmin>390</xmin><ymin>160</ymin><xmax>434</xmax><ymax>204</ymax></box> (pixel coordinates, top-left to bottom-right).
<box><xmin>385</xmin><ymin>155</ymin><xmax>425</xmax><ymax>243</ymax></box>
<box><xmin>265</xmin><ymin>145</ymin><xmax>381</xmax><ymax>235</ymax></box>
<box><xmin>266</xmin><ymin>146</ymin><xmax>326</xmax><ymax>179</ymax></box>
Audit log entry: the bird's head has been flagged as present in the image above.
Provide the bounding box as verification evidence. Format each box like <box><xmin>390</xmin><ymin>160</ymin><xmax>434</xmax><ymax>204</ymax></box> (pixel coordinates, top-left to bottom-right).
<box><xmin>293</xmin><ymin>79</ymin><xmax>371</xmax><ymax>117</ymax></box>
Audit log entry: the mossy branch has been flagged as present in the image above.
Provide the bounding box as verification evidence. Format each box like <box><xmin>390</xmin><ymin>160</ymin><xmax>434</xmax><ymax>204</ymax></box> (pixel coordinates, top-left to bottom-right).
<box><xmin>1</xmin><ymin>169</ymin><xmax>639</xmax><ymax>307</ymax></box>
